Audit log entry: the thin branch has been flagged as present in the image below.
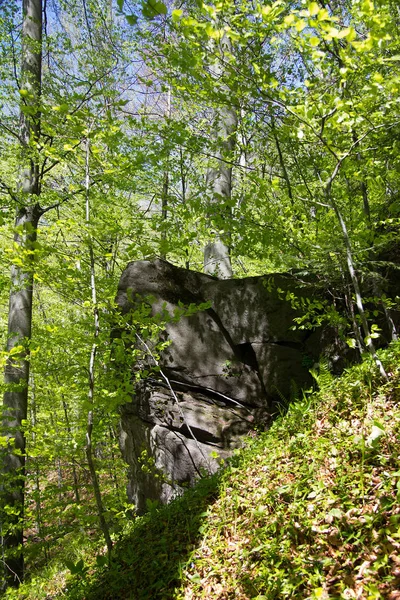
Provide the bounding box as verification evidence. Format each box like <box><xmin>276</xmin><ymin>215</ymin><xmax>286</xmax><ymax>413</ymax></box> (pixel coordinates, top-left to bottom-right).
<box><xmin>0</xmin><ymin>177</ymin><xmax>21</xmax><ymax>205</ymax></box>
<box><xmin>9</xmin><ymin>24</ymin><xmax>20</xmax><ymax>90</ymax></box>
<box><xmin>297</xmin><ymin>196</ymin><xmax>330</xmax><ymax>209</ymax></box>
<box><xmin>82</xmin><ymin>0</ymin><xmax>95</xmax><ymax>50</ymax></box>
<box><xmin>39</xmin><ymin>186</ymin><xmax>86</xmax><ymax>215</ymax></box>
<box><xmin>324</xmin><ymin>121</ymin><xmax>400</xmax><ymax>194</ymax></box>
<box><xmin>0</xmin><ymin>559</ymin><xmax>22</xmax><ymax>585</ymax></box>
<box><xmin>0</xmin><ymin>120</ymin><xmax>21</xmax><ymax>141</ymax></box>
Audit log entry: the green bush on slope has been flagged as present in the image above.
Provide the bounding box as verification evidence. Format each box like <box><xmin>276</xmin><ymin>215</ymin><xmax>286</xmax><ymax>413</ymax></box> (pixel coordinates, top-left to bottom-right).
<box><xmin>176</xmin><ymin>345</ymin><xmax>400</xmax><ymax>599</ymax></box>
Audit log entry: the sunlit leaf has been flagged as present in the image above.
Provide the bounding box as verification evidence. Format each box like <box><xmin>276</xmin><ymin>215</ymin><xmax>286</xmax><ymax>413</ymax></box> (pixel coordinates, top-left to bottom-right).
<box><xmin>308</xmin><ymin>2</ymin><xmax>320</xmax><ymax>16</ymax></box>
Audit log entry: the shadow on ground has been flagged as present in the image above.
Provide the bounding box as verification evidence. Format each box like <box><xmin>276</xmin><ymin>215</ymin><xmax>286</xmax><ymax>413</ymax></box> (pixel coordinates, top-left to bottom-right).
<box><xmin>68</xmin><ymin>471</ymin><xmax>223</xmax><ymax>600</ymax></box>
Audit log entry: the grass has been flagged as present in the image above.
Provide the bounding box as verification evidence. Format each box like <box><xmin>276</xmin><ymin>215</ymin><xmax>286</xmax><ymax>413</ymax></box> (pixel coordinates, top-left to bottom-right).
<box><xmin>4</xmin><ymin>342</ymin><xmax>400</xmax><ymax>599</ymax></box>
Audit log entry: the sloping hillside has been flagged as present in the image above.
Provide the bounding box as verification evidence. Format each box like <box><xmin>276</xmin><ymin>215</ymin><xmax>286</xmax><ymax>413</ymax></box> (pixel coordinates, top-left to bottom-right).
<box><xmin>6</xmin><ymin>343</ymin><xmax>400</xmax><ymax>600</ymax></box>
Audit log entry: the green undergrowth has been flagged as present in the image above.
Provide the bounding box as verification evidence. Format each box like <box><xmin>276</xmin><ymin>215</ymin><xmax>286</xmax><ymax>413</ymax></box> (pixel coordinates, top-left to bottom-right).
<box><xmin>6</xmin><ymin>342</ymin><xmax>400</xmax><ymax>599</ymax></box>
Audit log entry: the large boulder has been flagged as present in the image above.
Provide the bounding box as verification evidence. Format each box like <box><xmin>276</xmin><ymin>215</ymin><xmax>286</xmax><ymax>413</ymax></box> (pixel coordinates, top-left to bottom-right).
<box><xmin>116</xmin><ymin>259</ymin><xmax>321</xmax><ymax>512</ymax></box>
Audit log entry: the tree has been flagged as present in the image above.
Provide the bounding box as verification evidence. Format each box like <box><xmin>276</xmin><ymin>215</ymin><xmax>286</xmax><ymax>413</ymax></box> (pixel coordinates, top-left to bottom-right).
<box><xmin>1</xmin><ymin>0</ymin><xmax>44</xmax><ymax>587</ymax></box>
<box><xmin>203</xmin><ymin>32</ymin><xmax>237</xmax><ymax>279</ymax></box>
<box><xmin>1</xmin><ymin>0</ymin><xmax>399</xmax><ymax>590</ymax></box>
<box><xmin>0</xmin><ymin>0</ymin><xmax>130</xmax><ymax>584</ymax></box>
<box><xmin>162</xmin><ymin>0</ymin><xmax>398</xmax><ymax>363</ymax></box>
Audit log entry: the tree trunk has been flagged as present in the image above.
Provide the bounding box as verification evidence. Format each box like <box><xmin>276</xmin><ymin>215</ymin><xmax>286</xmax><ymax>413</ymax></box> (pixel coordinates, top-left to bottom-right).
<box><xmin>1</xmin><ymin>0</ymin><xmax>42</xmax><ymax>588</ymax></box>
<box><xmin>1</xmin><ymin>212</ymin><xmax>42</xmax><ymax>590</ymax></box>
<box><xmin>204</xmin><ymin>34</ymin><xmax>237</xmax><ymax>279</ymax></box>
<box><xmin>29</xmin><ymin>375</ymin><xmax>46</xmax><ymax>557</ymax></box>
<box><xmin>61</xmin><ymin>399</ymin><xmax>81</xmax><ymax>505</ymax></box>
<box><xmin>84</xmin><ymin>136</ymin><xmax>113</xmax><ymax>560</ymax></box>
<box><xmin>329</xmin><ymin>197</ymin><xmax>387</xmax><ymax>379</ymax></box>
<box><xmin>160</xmin><ymin>86</ymin><xmax>171</xmax><ymax>260</ymax></box>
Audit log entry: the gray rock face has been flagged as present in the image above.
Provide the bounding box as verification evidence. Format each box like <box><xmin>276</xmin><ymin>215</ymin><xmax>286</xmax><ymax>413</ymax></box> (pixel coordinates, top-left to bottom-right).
<box><xmin>116</xmin><ymin>259</ymin><xmax>320</xmax><ymax>513</ymax></box>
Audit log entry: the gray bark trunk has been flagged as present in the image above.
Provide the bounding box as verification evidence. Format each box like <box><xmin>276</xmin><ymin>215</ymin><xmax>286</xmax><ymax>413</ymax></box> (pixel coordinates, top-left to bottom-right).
<box><xmin>1</xmin><ymin>0</ymin><xmax>42</xmax><ymax>589</ymax></box>
<box><xmin>204</xmin><ymin>35</ymin><xmax>237</xmax><ymax>279</ymax></box>
<box><xmin>1</xmin><ymin>206</ymin><xmax>41</xmax><ymax>590</ymax></box>
<box><xmin>160</xmin><ymin>86</ymin><xmax>171</xmax><ymax>260</ymax></box>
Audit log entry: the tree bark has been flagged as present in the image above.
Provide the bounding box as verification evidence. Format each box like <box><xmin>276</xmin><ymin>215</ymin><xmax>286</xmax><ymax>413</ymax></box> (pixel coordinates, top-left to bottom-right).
<box><xmin>84</xmin><ymin>136</ymin><xmax>113</xmax><ymax>560</ymax></box>
<box><xmin>160</xmin><ymin>85</ymin><xmax>171</xmax><ymax>260</ymax></box>
<box><xmin>1</xmin><ymin>0</ymin><xmax>42</xmax><ymax>588</ymax></box>
<box><xmin>204</xmin><ymin>34</ymin><xmax>237</xmax><ymax>279</ymax></box>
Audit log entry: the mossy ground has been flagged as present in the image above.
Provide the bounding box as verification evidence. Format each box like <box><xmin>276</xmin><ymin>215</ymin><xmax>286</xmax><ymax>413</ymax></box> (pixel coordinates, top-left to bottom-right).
<box><xmin>5</xmin><ymin>343</ymin><xmax>400</xmax><ymax>599</ymax></box>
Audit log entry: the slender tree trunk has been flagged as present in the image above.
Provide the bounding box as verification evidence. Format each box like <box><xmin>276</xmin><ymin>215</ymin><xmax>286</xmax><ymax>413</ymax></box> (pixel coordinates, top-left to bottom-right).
<box><xmin>179</xmin><ymin>147</ymin><xmax>190</xmax><ymax>269</ymax></box>
<box><xmin>345</xmin><ymin>284</ymin><xmax>364</xmax><ymax>352</ymax></box>
<box><xmin>328</xmin><ymin>195</ymin><xmax>387</xmax><ymax>378</ymax></box>
<box><xmin>1</xmin><ymin>1</ymin><xmax>43</xmax><ymax>588</ymax></box>
<box><xmin>352</xmin><ymin>131</ymin><xmax>372</xmax><ymax>229</ymax></box>
<box><xmin>382</xmin><ymin>303</ymin><xmax>398</xmax><ymax>342</ymax></box>
<box><xmin>204</xmin><ymin>34</ymin><xmax>237</xmax><ymax>279</ymax></box>
<box><xmin>84</xmin><ymin>136</ymin><xmax>113</xmax><ymax>559</ymax></box>
<box><xmin>61</xmin><ymin>399</ymin><xmax>80</xmax><ymax>504</ymax></box>
<box><xmin>160</xmin><ymin>86</ymin><xmax>171</xmax><ymax>260</ymax></box>
<box><xmin>271</xmin><ymin>117</ymin><xmax>294</xmax><ymax>206</ymax></box>
<box><xmin>29</xmin><ymin>377</ymin><xmax>44</xmax><ymax>545</ymax></box>
<box><xmin>107</xmin><ymin>425</ymin><xmax>120</xmax><ymax>494</ymax></box>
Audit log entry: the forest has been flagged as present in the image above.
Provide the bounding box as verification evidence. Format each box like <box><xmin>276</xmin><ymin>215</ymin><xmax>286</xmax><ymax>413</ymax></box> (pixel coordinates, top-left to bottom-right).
<box><xmin>0</xmin><ymin>0</ymin><xmax>400</xmax><ymax>597</ymax></box>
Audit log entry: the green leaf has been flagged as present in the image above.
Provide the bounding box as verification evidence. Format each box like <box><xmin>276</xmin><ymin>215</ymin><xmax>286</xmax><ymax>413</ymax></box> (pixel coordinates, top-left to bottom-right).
<box><xmin>65</xmin><ymin>559</ymin><xmax>87</xmax><ymax>575</ymax></box>
<box><xmin>308</xmin><ymin>2</ymin><xmax>320</xmax><ymax>16</ymax></box>
<box><xmin>312</xmin><ymin>589</ymin><xmax>327</xmax><ymax>600</ymax></box>
<box><xmin>361</xmin><ymin>0</ymin><xmax>374</xmax><ymax>15</ymax></box>
<box><xmin>9</xmin><ymin>345</ymin><xmax>24</xmax><ymax>356</ymax></box>
<box><xmin>309</xmin><ymin>36</ymin><xmax>320</xmax><ymax>47</ymax></box>
<box><xmin>172</xmin><ymin>8</ymin><xmax>183</xmax><ymax>21</ymax></box>
<box><xmin>126</xmin><ymin>14</ymin><xmax>138</xmax><ymax>25</ymax></box>
<box><xmin>142</xmin><ymin>0</ymin><xmax>167</xmax><ymax>19</ymax></box>
<box><xmin>295</xmin><ymin>19</ymin><xmax>306</xmax><ymax>32</ymax></box>
<box><xmin>117</xmin><ymin>0</ymin><xmax>124</xmax><ymax>10</ymax></box>
<box><xmin>344</xmin><ymin>27</ymin><xmax>356</xmax><ymax>41</ymax></box>
<box><xmin>284</xmin><ymin>13</ymin><xmax>295</xmax><ymax>25</ymax></box>
<box><xmin>96</xmin><ymin>555</ymin><xmax>108</xmax><ymax>567</ymax></box>
<box><xmin>326</xmin><ymin>26</ymin><xmax>340</xmax><ymax>38</ymax></box>
<box><xmin>317</xmin><ymin>8</ymin><xmax>330</xmax><ymax>20</ymax></box>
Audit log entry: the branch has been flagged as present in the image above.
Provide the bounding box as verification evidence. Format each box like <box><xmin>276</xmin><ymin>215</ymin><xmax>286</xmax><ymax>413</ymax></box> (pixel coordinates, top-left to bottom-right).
<box><xmin>298</xmin><ymin>196</ymin><xmax>330</xmax><ymax>208</ymax></box>
<box><xmin>39</xmin><ymin>140</ymin><xmax>84</xmax><ymax>180</ymax></box>
<box><xmin>0</xmin><ymin>120</ymin><xmax>21</xmax><ymax>141</ymax></box>
<box><xmin>39</xmin><ymin>185</ymin><xmax>86</xmax><ymax>215</ymax></box>
<box><xmin>324</xmin><ymin>122</ymin><xmax>399</xmax><ymax>194</ymax></box>
<box><xmin>9</xmin><ymin>23</ymin><xmax>20</xmax><ymax>90</ymax></box>
<box><xmin>0</xmin><ymin>558</ymin><xmax>22</xmax><ymax>585</ymax></box>
<box><xmin>258</xmin><ymin>93</ymin><xmax>340</xmax><ymax>162</ymax></box>
<box><xmin>0</xmin><ymin>177</ymin><xmax>21</xmax><ymax>205</ymax></box>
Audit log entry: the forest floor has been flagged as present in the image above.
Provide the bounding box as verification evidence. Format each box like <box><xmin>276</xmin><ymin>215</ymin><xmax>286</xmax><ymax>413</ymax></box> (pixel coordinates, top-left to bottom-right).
<box><xmin>4</xmin><ymin>342</ymin><xmax>400</xmax><ymax>599</ymax></box>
